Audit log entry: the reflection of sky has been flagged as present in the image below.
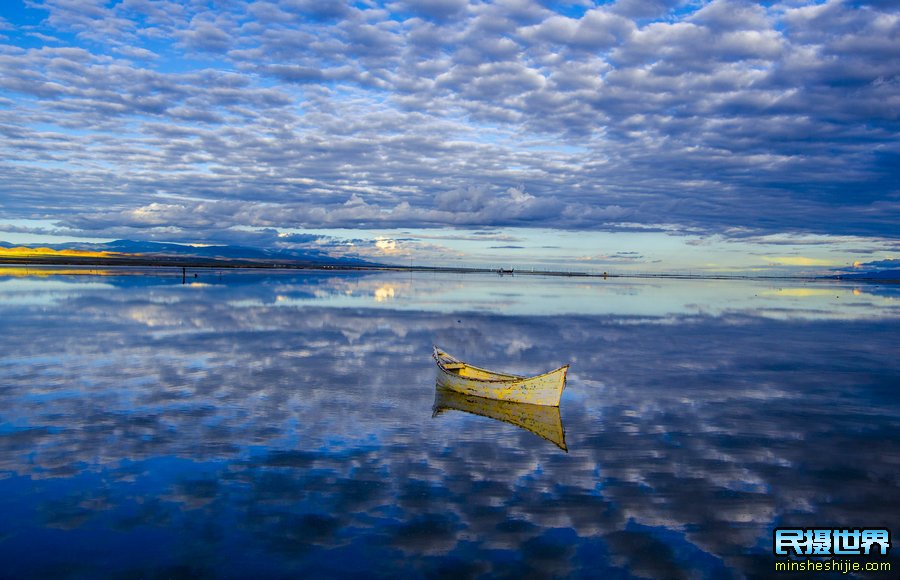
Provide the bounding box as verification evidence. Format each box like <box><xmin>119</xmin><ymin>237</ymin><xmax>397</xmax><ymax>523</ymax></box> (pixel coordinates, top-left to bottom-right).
<box><xmin>1</xmin><ymin>270</ymin><xmax>898</xmax><ymax>577</ymax></box>
<box><xmin>23</xmin><ymin>267</ymin><xmax>887</xmax><ymax>321</ymax></box>
<box><xmin>3</xmin><ymin>267</ymin><xmax>899</xmax><ymax>321</ymax></box>
<box><xmin>0</xmin><ymin>276</ymin><xmax>114</xmax><ymax>306</ymax></box>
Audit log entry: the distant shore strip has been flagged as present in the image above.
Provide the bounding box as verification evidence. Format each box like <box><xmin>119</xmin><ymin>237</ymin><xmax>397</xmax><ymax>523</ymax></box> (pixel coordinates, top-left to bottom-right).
<box><xmin>1</xmin><ymin>255</ymin><xmax>895</xmax><ymax>283</ymax></box>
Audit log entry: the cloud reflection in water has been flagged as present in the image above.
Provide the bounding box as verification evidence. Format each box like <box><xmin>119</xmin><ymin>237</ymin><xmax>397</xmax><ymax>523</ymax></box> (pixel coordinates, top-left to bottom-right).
<box><xmin>0</xmin><ymin>269</ymin><xmax>898</xmax><ymax>577</ymax></box>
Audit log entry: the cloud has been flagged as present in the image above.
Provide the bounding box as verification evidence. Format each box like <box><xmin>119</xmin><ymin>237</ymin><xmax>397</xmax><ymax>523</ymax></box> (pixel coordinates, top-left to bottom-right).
<box><xmin>764</xmin><ymin>256</ymin><xmax>838</xmax><ymax>267</ymax></box>
<box><xmin>391</xmin><ymin>0</ymin><xmax>469</xmax><ymax>23</ymax></box>
<box><xmin>0</xmin><ymin>0</ymin><xmax>897</xmax><ymax>244</ymax></box>
<box><xmin>576</xmin><ymin>251</ymin><xmax>646</xmax><ymax>264</ymax></box>
<box><xmin>374</xmin><ymin>236</ymin><xmax>404</xmax><ymax>255</ymax></box>
<box><xmin>852</xmin><ymin>257</ymin><xmax>900</xmax><ymax>270</ymax></box>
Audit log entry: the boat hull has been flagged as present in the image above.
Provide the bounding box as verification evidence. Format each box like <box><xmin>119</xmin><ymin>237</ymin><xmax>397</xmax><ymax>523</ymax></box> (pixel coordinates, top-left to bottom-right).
<box><xmin>433</xmin><ymin>347</ymin><xmax>568</xmax><ymax>406</ymax></box>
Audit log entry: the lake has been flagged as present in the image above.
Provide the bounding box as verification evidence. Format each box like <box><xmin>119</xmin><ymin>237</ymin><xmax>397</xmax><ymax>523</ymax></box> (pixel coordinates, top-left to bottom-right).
<box><xmin>1</xmin><ymin>267</ymin><xmax>898</xmax><ymax>578</ymax></box>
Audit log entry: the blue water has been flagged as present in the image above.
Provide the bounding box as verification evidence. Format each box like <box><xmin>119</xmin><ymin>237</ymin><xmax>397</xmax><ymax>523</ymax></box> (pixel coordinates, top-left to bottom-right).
<box><xmin>0</xmin><ymin>267</ymin><xmax>898</xmax><ymax>578</ymax></box>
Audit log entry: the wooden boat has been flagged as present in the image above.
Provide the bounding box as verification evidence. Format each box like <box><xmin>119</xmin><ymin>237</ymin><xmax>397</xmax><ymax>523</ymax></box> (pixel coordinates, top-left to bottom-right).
<box><xmin>432</xmin><ymin>346</ymin><xmax>568</xmax><ymax>407</ymax></box>
<box><xmin>432</xmin><ymin>385</ymin><xmax>568</xmax><ymax>451</ymax></box>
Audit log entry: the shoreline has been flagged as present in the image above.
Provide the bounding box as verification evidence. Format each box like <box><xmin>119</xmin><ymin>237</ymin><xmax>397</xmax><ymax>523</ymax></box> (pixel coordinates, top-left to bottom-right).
<box><xmin>1</xmin><ymin>256</ymin><xmax>896</xmax><ymax>284</ymax></box>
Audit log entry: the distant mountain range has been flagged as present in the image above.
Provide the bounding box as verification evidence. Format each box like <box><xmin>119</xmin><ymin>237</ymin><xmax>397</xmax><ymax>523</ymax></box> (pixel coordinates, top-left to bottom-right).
<box><xmin>0</xmin><ymin>240</ymin><xmax>377</xmax><ymax>267</ymax></box>
<box><xmin>835</xmin><ymin>269</ymin><xmax>900</xmax><ymax>281</ymax></box>
<box><xmin>832</xmin><ymin>259</ymin><xmax>900</xmax><ymax>281</ymax></box>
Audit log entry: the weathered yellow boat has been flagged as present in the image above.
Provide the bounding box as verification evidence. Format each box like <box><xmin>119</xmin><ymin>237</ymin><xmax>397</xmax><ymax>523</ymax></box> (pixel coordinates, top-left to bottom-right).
<box><xmin>432</xmin><ymin>385</ymin><xmax>568</xmax><ymax>451</ymax></box>
<box><xmin>432</xmin><ymin>346</ymin><xmax>569</xmax><ymax>407</ymax></box>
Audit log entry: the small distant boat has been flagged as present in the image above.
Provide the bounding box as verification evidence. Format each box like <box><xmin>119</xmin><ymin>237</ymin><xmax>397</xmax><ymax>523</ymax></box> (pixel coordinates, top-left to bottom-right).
<box><xmin>432</xmin><ymin>386</ymin><xmax>568</xmax><ymax>451</ymax></box>
<box><xmin>432</xmin><ymin>346</ymin><xmax>569</xmax><ymax>407</ymax></box>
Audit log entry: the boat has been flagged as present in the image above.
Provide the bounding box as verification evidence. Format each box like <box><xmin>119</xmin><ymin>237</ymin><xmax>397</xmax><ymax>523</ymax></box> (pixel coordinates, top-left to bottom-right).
<box><xmin>432</xmin><ymin>346</ymin><xmax>569</xmax><ymax>407</ymax></box>
<box><xmin>432</xmin><ymin>385</ymin><xmax>568</xmax><ymax>451</ymax></box>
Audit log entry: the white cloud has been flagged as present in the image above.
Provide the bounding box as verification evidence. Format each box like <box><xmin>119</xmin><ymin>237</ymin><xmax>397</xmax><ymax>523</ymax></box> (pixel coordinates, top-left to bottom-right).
<box><xmin>0</xmin><ymin>0</ymin><xmax>897</xmax><ymax>244</ymax></box>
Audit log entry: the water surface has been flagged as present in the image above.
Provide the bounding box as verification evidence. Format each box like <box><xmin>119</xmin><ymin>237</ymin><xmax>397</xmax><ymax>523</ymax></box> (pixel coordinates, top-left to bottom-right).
<box><xmin>1</xmin><ymin>267</ymin><xmax>898</xmax><ymax>577</ymax></box>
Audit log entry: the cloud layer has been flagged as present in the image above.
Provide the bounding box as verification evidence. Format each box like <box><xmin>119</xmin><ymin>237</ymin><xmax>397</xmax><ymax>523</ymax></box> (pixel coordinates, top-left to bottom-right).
<box><xmin>1</xmin><ymin>0</ymin><xmax>898</xmax><ymax>244</ymax></box>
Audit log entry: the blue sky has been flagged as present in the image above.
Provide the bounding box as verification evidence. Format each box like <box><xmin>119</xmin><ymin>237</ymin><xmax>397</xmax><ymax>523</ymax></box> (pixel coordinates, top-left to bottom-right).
<box><xmin>0</xmin><ymin>0</ymin><xmax>898</xmax><ymax>273</ymax></box>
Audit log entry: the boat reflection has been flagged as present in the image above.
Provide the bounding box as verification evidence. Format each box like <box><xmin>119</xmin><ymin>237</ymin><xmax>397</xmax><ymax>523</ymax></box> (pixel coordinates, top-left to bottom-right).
<box><xmin>431</xmin><ymin>385</ymin><xmax>568</xmax><ymax>452</ymax></box>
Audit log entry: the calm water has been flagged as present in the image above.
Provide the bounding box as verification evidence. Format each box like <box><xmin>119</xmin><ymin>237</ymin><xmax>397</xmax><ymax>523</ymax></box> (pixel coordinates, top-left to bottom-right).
<box><xmin>1</xmin><ymin>267</ymin><xmax>898</xmax><ymax>578</ymax></box>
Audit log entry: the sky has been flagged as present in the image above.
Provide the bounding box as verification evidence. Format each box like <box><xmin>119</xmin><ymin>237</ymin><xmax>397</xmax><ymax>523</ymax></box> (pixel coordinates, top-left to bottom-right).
<box><xmin>0</xmin><ymin>0</ymin><xmax>898</xmax><ymax>273</ymax></box>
